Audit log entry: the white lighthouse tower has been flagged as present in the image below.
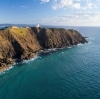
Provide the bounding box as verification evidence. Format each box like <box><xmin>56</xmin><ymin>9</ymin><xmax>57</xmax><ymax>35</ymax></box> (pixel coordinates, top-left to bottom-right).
<box><xmin>36</xmin><ymin>24</ymin><xmax>40</xmax><ymax>28</ymax></box>
<box><xmin>36</xmin><ymin>24</ymin><xmax>41</xmax><ymax>33</ymax></box>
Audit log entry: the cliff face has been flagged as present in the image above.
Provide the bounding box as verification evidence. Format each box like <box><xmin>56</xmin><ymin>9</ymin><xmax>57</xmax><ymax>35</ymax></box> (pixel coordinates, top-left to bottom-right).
<box><xmin>31</xmin><ymin>27</ymin><xmax>87</xmax><ymax>49</ymax></box>
<box><xmin>0</xmin><ymin>27</ymin><xmax>41</xmax><ymax>70</ymax></box>
<box><xmin>0</xmin><ymin>27</ymin><xmax>87</xmax><ymax>71</ymax></box>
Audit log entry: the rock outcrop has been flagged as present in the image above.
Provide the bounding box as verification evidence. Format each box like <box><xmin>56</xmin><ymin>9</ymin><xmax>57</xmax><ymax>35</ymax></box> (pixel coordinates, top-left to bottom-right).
<box><xmin>0</xmin><ymin>27</ymin><xmax>87</xmax><ymax>72</ymax></box>
<box><xmin>31</xmin><ymin>27</ymin><xmax>87</xmax><ymax>49</ymax></box>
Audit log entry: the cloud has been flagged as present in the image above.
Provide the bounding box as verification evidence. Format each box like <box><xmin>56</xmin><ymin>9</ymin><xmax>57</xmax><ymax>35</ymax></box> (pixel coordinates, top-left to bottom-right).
<box><xmin>12</xmin><ymin>5</ymin><xmax>29</xmax><ymax>9</ymax></box>
<box><xmin>40</xmin><ymin>0</ymin><xmax>100</xmax><ymax>26</ymax></box>
<box><xmin>41</xmin><ymin>13</ymin><xmax>100</xmax><ymax>26</ymax></box>
<box><xmin>20</xmin><ymin>5</ymin><xmax>27</xmax><ymax>8</ymax></box>
<box><xmin>40</xmin><ymin>0</ymin><xmax>100</xmax><ymax>11</ymax></box>
<box><xmin>52</xmin><ymin>0</ymin><xmax>81</xmax><ymax>10</ymax></box>
<box><xmin>40</xmin><ymin>0</ymin><xmax>50</xmax><ymax>4</ymax></box>
<box><xmin>47</xmin><ymin>0</ymin><xmax>100</xmax><ymax>10</ymax></box>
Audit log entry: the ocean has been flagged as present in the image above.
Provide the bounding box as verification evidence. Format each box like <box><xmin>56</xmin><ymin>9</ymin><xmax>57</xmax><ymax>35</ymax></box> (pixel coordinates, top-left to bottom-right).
<box><xmin>0</xmin><ymin>25</ymin><xmax>100</xmax><ymax>99</ymax></box>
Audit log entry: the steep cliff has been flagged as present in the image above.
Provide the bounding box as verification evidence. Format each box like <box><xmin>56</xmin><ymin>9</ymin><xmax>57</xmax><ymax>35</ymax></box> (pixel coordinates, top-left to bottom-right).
<box><xmin>31</xmin><ymin>27</ymin><xmax>87</xmax><ymax>49</ymax></box>
<box><xmin>0</xmin><ymin>27</ymin><xmax>87</xmax><ymax>72</ymax></box>
<box><xmin>0</xmin><ymin>27</ymin><xmax>41</xmax><ymax>71</ymax></box>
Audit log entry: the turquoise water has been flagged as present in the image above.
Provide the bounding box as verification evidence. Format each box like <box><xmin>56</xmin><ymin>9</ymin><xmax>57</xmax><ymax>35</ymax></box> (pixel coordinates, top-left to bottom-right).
<box><xmin>0</xmin><ymin>26</ymin><xmax>100</xmax><ymax>99</ymax></box>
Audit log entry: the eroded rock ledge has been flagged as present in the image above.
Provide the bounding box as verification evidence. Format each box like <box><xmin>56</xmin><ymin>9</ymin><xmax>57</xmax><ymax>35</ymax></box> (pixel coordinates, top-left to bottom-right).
<box><xmin>0</xmin><ymin>27</ymin><xmax>87</xmax><ymax>72</ymax></box>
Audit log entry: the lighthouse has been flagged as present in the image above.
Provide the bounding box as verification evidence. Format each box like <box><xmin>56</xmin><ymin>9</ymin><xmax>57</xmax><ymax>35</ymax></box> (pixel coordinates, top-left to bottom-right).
<box><xmin>36</xmin><ymin>24</ymin><xmax>40</xmax><ymax>28</ymax></box>
<box><xmin>36</xmin><ymin>24</ymin><xmax>41</xmax><ymax>33</ymax></box>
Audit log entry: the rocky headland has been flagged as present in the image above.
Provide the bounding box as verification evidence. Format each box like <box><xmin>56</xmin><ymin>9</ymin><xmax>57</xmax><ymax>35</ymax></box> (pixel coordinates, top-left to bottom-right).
<box><xmin>0</xmin><ymin>26</ymin><xmax>87</xmax><ymax>72</ymax></box>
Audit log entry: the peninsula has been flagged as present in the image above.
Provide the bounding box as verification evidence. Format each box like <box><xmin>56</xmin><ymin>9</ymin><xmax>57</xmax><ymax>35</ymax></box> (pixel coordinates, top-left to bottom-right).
<box><xmin>0</xmin><ymin>26</ymin><xmax>87</xmax><ymax>72</ymax></box>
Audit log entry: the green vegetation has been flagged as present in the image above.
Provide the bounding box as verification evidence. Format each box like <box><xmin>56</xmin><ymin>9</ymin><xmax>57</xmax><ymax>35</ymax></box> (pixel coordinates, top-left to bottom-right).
<box><xmin>9</xmin><ymin>28</ymin><xmax>28</xmax><ymax>37</ymax></box>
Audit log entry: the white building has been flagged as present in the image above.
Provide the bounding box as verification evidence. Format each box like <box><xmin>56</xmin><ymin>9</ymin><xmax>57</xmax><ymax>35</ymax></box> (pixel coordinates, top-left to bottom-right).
<box><xmin>11</xmin><ymin>26</ymin><xmax>18</xmax><ymax>28</ymax></box>
<box><xmin>36</xmin><ymin>24</ymin><xmax>40</xmax><ymax>28</ymax></box>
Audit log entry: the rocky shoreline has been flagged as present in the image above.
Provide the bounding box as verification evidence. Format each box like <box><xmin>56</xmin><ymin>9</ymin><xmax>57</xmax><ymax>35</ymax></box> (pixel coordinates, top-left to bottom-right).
<box><xmin>0</xmin><ymin>26</ymin><xmax>88</xmax><ymax>72</ymax></box>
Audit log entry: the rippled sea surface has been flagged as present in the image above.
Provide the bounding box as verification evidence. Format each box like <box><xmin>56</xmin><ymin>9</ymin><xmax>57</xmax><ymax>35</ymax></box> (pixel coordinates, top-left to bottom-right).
<box><xmin>0</xmin><ymin>26</ymin><xmax>100</xmax><ymax>99</ymax></box>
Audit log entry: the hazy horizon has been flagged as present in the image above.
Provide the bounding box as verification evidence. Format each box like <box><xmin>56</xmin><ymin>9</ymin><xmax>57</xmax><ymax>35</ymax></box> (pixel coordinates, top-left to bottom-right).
<box><xmin>0</xmin><ymin>23</ymin><xmax>100</xmax><ymax>27</ymax></box>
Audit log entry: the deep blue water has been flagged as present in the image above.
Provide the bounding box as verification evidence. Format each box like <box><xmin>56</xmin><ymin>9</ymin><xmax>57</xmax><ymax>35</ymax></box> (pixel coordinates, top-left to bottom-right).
<box><xmin>0</xmin><ymin>26</ymin><xmax>100</xmax><ymax>99</ymax></box>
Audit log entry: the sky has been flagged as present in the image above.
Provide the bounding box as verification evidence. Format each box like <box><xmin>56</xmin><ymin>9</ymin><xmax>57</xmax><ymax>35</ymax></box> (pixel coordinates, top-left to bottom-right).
<box><xmin>0</xmin><ymin>0</ymin><xmax>100</xmax><ymax>26</ymax></box>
